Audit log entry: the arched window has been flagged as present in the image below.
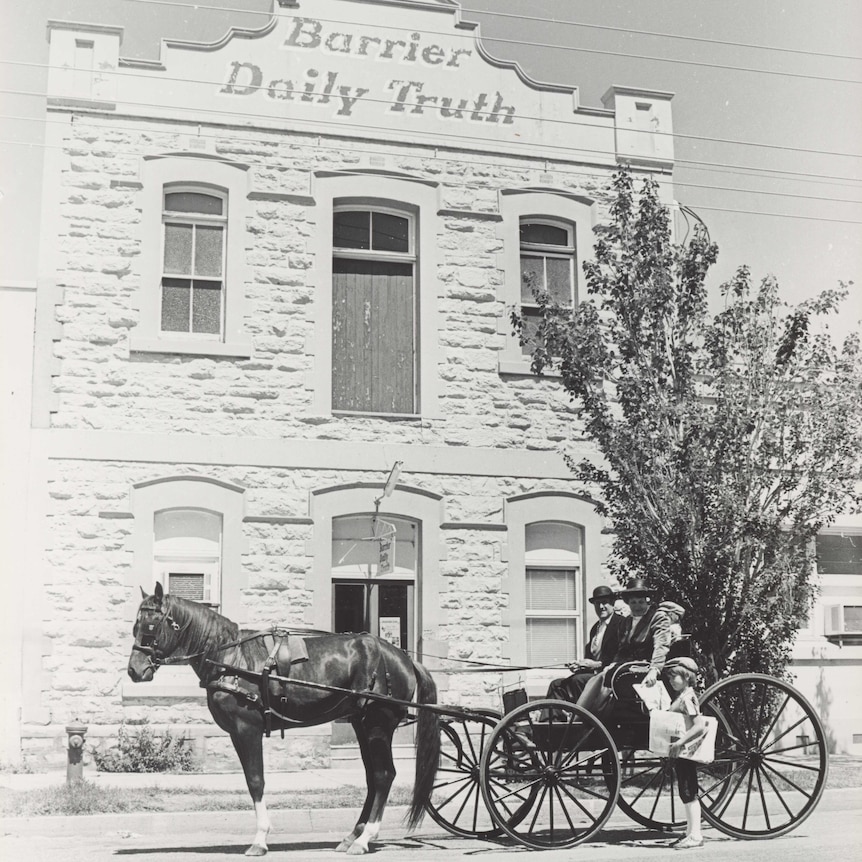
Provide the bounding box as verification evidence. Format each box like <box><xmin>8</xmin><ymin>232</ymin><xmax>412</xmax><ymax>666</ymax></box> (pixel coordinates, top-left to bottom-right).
<box><xmin>153</xmin><ymin>509</ymin><xmax>223</xmax><ymax>608</ymax></box>
<box><xmin>496</xmin><ymin>190</ymin><xmax>595</xmax><ymax>374</ymax></box>
<box><xmin>331</xmin><ymin>514</ymin><xmax>418</xmax><ymax>649</ymax></box>
<box><xmin>131</xmin><ymin>154</ymin><xmax>252</xmax><ymax>358</ymax></box>
<box><xmin>524</xmin><ymin>521</ymin><xmax>583</xmax><ymax>665</ymax></box>
<box><xmin>518</xmin><ymin>219</ymin><xmax>576</xmax><ymax>355</ymax></box>
<box><xmin>160</xmin><ymin>187</ymin><xmax>227</xmax><ymax>338</ymax></box>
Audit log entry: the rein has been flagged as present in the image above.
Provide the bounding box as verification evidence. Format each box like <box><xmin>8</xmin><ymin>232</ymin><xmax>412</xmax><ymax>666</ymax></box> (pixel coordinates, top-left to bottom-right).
<box><xmin>133</xmin><ymin>615</ymin><xmax>334</xmax><ymax>668</ymax></box>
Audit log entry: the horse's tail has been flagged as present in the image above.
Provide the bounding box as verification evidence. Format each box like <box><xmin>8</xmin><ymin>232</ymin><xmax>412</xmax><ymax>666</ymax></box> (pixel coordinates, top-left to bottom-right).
<box><xmin>407</xmin><ymin>659</ymin><xmax>439</xmax><ymax>829</ymax></box>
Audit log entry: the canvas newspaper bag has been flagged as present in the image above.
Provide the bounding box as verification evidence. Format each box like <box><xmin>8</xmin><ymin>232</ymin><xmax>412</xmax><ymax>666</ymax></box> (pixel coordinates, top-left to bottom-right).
<box><xmin>633</xmin><ymin>683</ymin><xmax>717</xmax><ymax>764</ymax></box>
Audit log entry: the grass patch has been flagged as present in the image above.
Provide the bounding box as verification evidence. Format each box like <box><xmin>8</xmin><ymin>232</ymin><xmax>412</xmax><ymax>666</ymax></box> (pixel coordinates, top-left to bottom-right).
<box><xmin>0</xmin><ymin>782</ymin><xmax>164</xmax><ymax>817</ymax></box>
<box><xmin>0</xmin><ymin>782</ymin><xmax>415</xmax><ymax>817</ymax></box>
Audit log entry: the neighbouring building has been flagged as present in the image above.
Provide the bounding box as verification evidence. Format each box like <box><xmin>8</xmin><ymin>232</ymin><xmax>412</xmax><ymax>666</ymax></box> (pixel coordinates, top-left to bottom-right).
<box><xmin>4</xmin><ymin>0</ymin><xmax>859</xmax><ymax>770</ymax></box>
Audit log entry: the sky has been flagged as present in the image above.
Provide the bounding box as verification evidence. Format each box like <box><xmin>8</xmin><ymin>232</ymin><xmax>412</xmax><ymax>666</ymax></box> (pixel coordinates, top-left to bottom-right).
<box><xmin>1</xmin><ymin>0</ymin><xmax>860</xmax><ymax>342</ymax></box>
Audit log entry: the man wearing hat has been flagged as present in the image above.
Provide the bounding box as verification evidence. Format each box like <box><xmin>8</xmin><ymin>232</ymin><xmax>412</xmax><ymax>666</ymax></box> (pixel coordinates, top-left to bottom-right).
<box><xmin>575</xmin><ymin>577</ymin><xmax>672</xmax><ymax>715</ymax></box>
<box><xmin>546</xmin><ymin>585</ymin><xmax>626</xmax><ymax>702</ymax></box>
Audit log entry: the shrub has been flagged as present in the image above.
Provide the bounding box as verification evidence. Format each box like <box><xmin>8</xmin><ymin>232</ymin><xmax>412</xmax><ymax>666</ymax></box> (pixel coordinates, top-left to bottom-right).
<box><xmin>92</xmin><ymin>722</ymin><xmax>196</xmax><ymax>773</ymax></box>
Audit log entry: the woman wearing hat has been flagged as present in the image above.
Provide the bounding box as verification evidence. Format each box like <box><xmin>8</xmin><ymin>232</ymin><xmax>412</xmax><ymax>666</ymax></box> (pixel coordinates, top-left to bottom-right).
<box><xmin>546</xmin><ymin>585</ymin><xmax>626</xmax><ymax>703</ymax></box>
<box><xmin>612</xmin><ymin>578</ymin><xmax>672</xmax><ymax>686</ymax></box>
<box><xmin>575</xmin><ymin>577</ymin><xmax>672</xmax><ymax>714</ymax></box>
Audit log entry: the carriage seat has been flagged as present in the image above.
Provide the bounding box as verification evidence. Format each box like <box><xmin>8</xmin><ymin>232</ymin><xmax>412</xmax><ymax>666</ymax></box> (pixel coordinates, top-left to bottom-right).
<box><xmin>607</xmin><ymin>633</ymin><xmax>692</xmax><ymax>705</ymax></box>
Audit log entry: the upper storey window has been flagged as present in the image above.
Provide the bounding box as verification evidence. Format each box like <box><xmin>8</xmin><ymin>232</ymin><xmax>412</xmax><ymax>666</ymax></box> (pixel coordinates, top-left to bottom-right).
<box><xmin>331</xmin><ymin>207</ymin><xmax>416</xmax><ymax>415</ymax></box>
<box><xmin>130</xmin><ymin>154</ymin><xmax>251</xmax><ymax>359</ymax></box>
<box><xmin>519</xmin><ymin>220</ymin><xmax>575</xmax><ymax>355</ymax></box>
<box><xmin>161</xmin><ymin>188</ymin><xmax>226</xmax><ymax>338</ymax></box>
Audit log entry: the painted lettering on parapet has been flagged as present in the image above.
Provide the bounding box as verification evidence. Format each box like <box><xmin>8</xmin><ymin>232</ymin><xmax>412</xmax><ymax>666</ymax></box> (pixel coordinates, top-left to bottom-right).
<box><xmin>217</xmin><ymin>16</ymin><xmax>517</xmax><ymax>124</ymax></box>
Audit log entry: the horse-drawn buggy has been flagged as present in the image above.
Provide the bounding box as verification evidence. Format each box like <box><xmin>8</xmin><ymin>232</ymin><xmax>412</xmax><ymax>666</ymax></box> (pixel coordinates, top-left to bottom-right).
<box><xmin>128</xmin><ymin>584</ymin><xmax>828</xmax><ymax>855</ymax></box>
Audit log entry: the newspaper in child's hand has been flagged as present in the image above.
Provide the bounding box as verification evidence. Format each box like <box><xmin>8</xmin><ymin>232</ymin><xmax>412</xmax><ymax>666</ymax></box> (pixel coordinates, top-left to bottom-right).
<box><xmin>633</xmin><ymin>682</ymin><xmax>671</xmax><ymax>712</ymax></box>
<box><xmin>648</xmin><ymin>711</ymin><xmax>717</xmax><ymax>764</ymax></box>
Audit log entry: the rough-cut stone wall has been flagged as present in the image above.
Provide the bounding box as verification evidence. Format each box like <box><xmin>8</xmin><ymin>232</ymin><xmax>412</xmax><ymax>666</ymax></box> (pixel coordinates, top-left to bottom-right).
<box><xmin>27</xmin><ymin>457</ymin><xmax>613</xmax><ymax>767</ymax></box>
<box><xmin>49</xmin><ymin>115</ymin><xmax>610</xmax><ymax>449</ymax></box>
<box><xmin>25</xmin><ymin>111</ymin><xmax>620</xmax><ymax>769</ymax></box>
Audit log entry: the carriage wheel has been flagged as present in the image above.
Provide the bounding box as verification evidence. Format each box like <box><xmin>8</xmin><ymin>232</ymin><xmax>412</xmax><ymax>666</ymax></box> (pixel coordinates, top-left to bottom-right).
<box><xmin>697</xmin><ymin>673</ymin><xmax>828</xmax><ymax>839</ymax></box>
<box><xmin>479</xmin><ymin>699</ymin><xmax>620</xmax><ymax>849</ymax></box>
<box><xmin>425</xmin><ymin>709</ymin><xmax>503</xmax><ymax>839</ymax></box>
<box><xmin>601</xmin><ymin>747</ymin><xmax>685</xmax><ymax>831</ymax></box>
<box><xmin>601</xmin><ymin>704</ymin><xmax>735</xmax><ymax>832</ymax></box>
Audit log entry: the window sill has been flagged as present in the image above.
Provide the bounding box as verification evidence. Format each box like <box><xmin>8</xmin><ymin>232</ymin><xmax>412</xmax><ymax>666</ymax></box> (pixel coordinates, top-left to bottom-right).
<box><xmin>121</xmin><ymin>680</ymin><xmax>206</xmax><ymax>700</ymax></box>
<box><xmin>129</xmin><ymin>335</ymin><xmax>253</xmax><ymax>359</ymax></box>
<box><xmin>332</xmin><ymin>410</ymin><xmax>423</xmax><ymax>421</ymax></box>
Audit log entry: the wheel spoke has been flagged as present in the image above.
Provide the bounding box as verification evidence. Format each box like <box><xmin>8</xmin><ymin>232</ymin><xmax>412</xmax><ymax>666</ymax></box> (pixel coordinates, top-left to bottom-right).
<box><xmin>711</xmin><ymin>697</ymin><xmax>752</xmax><ymax>749</ymax></box>
<box><xmin>761</xmin><ymin>714</ymin><xmax>809</xmax><ymax>753</ymax></box>
<box><xmin>756</xmin><ymin>692</ymin><xmax>790</xmax><ymax>749</ymax></box>
<box><xmin>766</xmin><ymin>740</ymin><xmax>820</xmax><ymax>757</ymax></box>
<box><xmin>753</xmin><ymin>763</ymin><xmax>771</xmax><ymax>831</ymax></box>
<box><xmin>709</xmin><ymin>762</ymin><xmax>750</xmax><ymax>819</ymax></box>
<box><xmin>556</xmin><ymin>780</ymin><xmax>595</xmax><ymax>825</ymax></box>
<box><xmin>553</xmin><ymin>783</ymin><xmax>581</xmax><ymax>833</ymax></box>
<box><xmin>741</xmin><ymin>766</ymin><xmax>756</xmax><ymax>831</ymax></box>
<box><xmin>760</xmin><ymin>758</ymin><xmax>816</xmax><ymax>800</ymax></box>
<box><xmin>763</xmin><ymin>755</ymin><xmax>823</xmax><ymax>772</ymax></box>
<box><xmin>527</xmin><ymin>782</ymin><xmax>551</xmax><ymax>834</ymax></box>
<box><xmin>758</xmin><ymin>760</ymin><xmax>795</xmax><ymax>820</ymax></box>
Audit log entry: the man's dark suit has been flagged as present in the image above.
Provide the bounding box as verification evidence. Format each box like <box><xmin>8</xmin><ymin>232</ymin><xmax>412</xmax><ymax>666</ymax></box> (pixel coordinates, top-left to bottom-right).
<box><xmin>614</xmin><ymin>605</ymin><xmax>671</xmax><ymax>668</ymax></box>
<box><xmin>547</xmin><ymin>611</ymin><xmax>626</xmax><ymax>702</ymax></box>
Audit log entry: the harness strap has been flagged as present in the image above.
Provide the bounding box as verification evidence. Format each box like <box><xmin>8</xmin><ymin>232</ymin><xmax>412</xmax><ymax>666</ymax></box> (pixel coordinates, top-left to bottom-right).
<box><xmin>260</xmin><ymin>628</ymin><xmax>286</xmax><ymax>739</ymax></box>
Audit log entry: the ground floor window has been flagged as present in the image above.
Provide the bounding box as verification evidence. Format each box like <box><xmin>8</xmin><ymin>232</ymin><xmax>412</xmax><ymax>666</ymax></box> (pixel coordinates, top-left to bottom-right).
<box><xmin>524</xmin><ymin>521</ymin><xmax>583</xmax><ymax>666</ymax></box>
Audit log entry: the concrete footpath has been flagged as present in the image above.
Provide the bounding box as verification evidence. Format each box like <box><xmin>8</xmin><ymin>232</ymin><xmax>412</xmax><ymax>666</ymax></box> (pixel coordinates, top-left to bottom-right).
<box><xmin>3</xmin><ymin>758</ymin><xmax>861</xmax><ymax>842</ymax></box>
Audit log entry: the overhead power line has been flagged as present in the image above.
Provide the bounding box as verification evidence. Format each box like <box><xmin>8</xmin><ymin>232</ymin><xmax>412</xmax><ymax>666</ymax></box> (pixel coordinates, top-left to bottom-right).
<box><xmin>123</xmin><ymin>0</ymin><xmax>862</xmax><ymax>86</ymax></box>
<box><xmin>123</xmin><ymin>0</ymin><xmax>862</xmax><ymax>63</ymax></box>
<box><xmin>5</xmin><ymin>109</ymin><xmax>862</xmax><ymax>206</ymax></box>
<box><xmin>2</xmin><ymin>132</ymin><xmax>861</xmax><ymax>224</ymax></box>
<box><xmin>4</xmin><ymin>59</ymin><xmax>862</xmax><ymax>163</ymax></box>
<box><xmin>459</xmin><ymin>5</ymin><xmax>862</xmax><ymax>62</ymax></box>
<box><xmin>4</xmin><ymin>84</ymin><xmax>861</xmax><ymax>186</ymax></box>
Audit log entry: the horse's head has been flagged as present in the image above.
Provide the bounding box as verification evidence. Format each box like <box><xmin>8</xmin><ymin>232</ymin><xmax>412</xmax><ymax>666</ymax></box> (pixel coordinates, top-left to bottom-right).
<box><xmin>128</xmin><ymin>582</ymin><xmax>183</xmax><ymax>682</ymax></box>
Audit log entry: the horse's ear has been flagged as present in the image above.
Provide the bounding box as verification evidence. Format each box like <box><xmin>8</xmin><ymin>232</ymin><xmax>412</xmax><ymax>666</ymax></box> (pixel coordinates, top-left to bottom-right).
<box><xmin>140</xmin><ymin>586</ymin><xmax>147</xmax><ymax>600</ymax></box>
<box><xmin>154</xmin><ymin>581</ymin><xmax>164</xmax><ymax>602</ymax></box>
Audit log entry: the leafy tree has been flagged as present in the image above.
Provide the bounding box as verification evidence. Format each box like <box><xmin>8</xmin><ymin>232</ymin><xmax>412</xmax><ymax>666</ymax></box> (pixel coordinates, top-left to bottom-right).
<box><xmin>514</xmin><ymin>170</ymin><xmax>862</xmax><ymax>683</ymax></box>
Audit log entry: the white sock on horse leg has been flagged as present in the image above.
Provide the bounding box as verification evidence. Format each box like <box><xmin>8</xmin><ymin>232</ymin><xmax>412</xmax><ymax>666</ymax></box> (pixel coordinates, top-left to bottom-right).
<box><xmin>347</xmin><ymin>820</ymin><xmax>380</xmax><ymax>855</ymax></box>
<box><xmin>252</xmin><ymin>798</ymin><xmax>271</xmax><ymax>849</ymax></box>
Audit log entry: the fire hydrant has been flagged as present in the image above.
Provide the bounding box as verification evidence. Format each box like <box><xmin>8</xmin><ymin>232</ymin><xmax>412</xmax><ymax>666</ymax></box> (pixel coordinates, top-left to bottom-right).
<box><xmin>66</xmin><ymin>723</ymin><xmax>88</xmax><ymax>785</ymax></box>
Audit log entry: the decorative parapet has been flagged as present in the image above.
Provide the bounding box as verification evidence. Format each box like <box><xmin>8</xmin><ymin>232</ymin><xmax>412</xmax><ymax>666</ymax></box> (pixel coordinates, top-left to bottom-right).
<box><xmin>601</xmin><ymin>85</ymin><xmax>675</xmax><ymax>170</ymax></box>
<box><xmin>46</xmin><ymin>20</ymin><xmax>123</xmax><ymax>107</ymax></box>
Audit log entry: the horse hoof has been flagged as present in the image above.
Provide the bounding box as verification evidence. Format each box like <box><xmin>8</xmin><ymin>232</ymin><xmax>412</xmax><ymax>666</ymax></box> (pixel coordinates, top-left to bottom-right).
<box><xmin>245</xmin><ymin>844</ymin><xmax>268</xmax><ymax>857</ymax></box>
<box><xmin>347</xmin><ymin>845</ymin><xmax>368</xmax><ymax>856</ymax></box>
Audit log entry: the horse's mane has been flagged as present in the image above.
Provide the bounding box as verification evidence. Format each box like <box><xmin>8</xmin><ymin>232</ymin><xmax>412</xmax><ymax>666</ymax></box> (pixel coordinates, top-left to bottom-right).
<box><xmin>162</xmin><ymin>594</ymin><xmax>278</xmax><ymax>672</ymax></box>
<box><xmin>164</xmin><ymin>594</ymin><xmax>240</xmax><ymax>664</ymax></box>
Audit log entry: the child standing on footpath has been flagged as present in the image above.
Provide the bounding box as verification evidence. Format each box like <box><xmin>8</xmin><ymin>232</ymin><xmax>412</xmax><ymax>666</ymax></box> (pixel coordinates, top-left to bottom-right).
<box><xmin>665</xmin><ymin>657</ymin><xmax>705</xmax><ymax>849</ymax></box>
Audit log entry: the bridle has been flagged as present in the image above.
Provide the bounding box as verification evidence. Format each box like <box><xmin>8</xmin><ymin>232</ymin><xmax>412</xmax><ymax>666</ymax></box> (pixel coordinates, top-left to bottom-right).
<box><xmin>131</xmin><ymin>605</ymin><xmax>191</xmax><ymax>670</ymax></box>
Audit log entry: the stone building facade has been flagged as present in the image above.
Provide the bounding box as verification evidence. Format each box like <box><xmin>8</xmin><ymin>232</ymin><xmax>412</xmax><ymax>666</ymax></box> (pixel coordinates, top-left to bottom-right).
<box><xmin>5</xmin><ymin>0</ymin><xmax>859</xmax><ymax>769</ymax></box>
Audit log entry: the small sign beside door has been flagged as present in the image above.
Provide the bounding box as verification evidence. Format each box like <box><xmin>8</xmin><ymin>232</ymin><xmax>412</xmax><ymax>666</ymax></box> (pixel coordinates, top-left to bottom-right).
<box><xmin>379</xmin><ymin>616</ymin><xmax>402</xmax><ymax>647</ymax></box>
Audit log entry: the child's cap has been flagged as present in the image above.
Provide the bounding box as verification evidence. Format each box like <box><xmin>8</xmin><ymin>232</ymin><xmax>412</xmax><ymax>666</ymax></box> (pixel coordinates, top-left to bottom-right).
<box><xmin>664</xmin><ymin>657</ymin><xmax>698</xmax><ymax>675</ymax></box>
<box><xmin>659</xmin><ymin>601</ymin><xmax>685</xmax><ymax>618</ymax></box>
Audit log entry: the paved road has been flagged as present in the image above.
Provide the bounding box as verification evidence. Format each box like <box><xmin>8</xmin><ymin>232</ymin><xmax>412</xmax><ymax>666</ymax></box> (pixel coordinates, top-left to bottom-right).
<box><xmin>3</xmin><ymin>788</ymin><xmax>861</xmax><ymax>862</ymax></box>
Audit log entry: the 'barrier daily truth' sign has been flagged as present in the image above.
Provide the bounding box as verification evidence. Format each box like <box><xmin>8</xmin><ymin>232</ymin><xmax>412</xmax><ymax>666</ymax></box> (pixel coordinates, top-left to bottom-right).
<box><xmin>219</xmin><ymin>15</ymin><xmax>517</xmax><ymax>124</ymax></box>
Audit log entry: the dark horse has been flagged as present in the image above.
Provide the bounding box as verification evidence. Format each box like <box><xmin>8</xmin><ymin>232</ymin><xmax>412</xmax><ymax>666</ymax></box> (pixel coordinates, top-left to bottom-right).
<box><xmin>127</xmin><ymin>583</ymin><xmax>439</xmax><ymax>856</ymax></box>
